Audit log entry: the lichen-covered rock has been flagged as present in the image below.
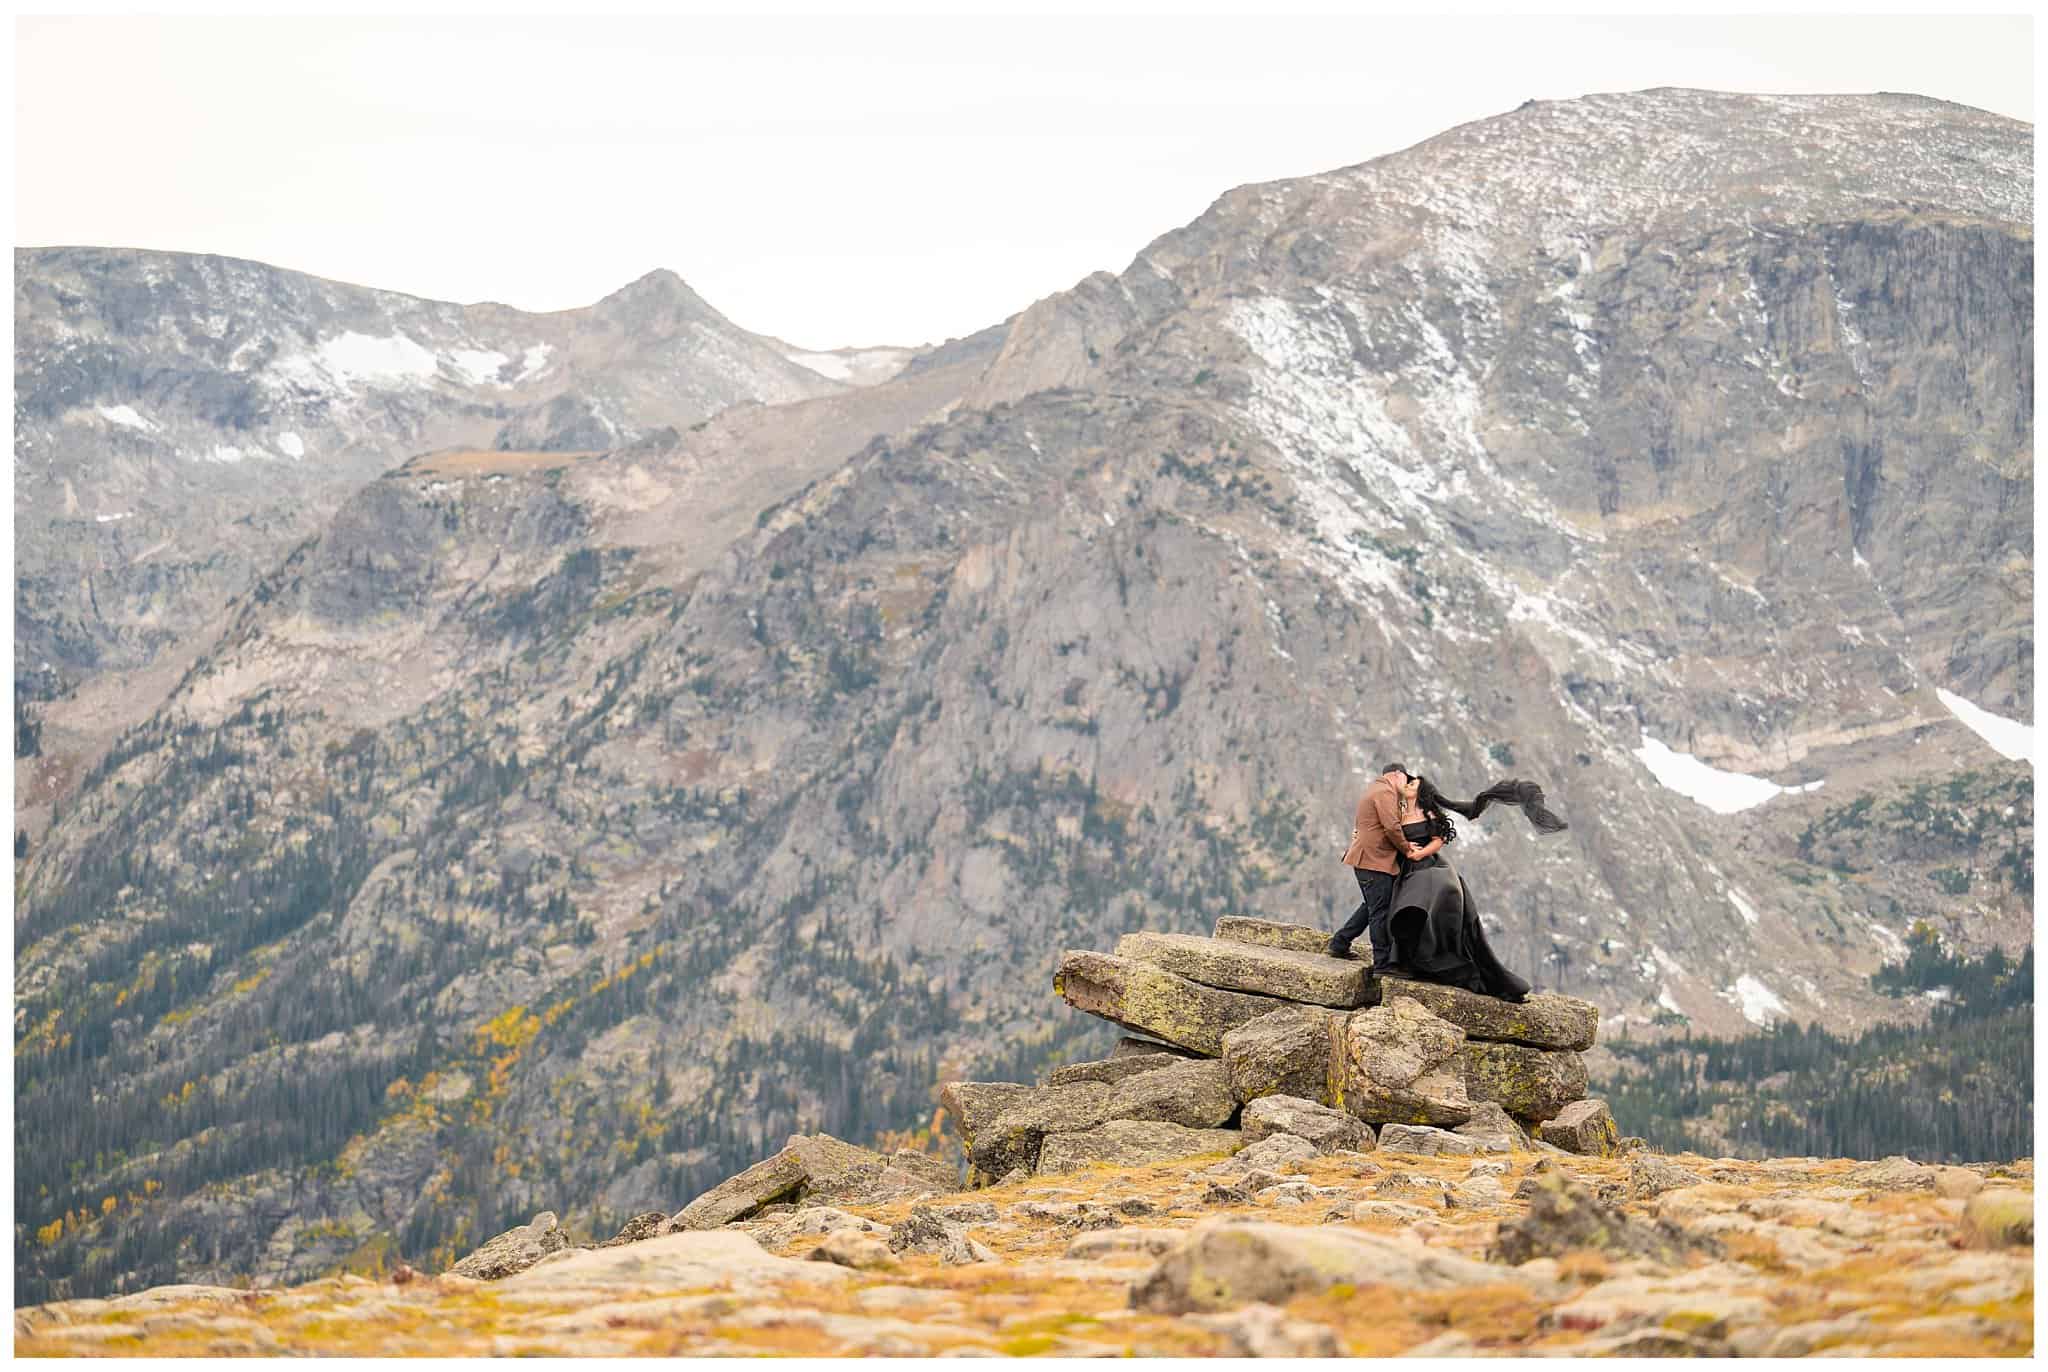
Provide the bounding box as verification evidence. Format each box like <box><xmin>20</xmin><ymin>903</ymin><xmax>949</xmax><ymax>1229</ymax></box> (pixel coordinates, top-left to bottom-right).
<box><xmin>1112</xmin><ymin>1037</ymin><xmax>1203</xmax><ymax>1060</ymax></box>
<box><xmin>1103</xmin><ymin>1057</ymin><xmax>1237</xmax><ymax>1128</ymax></box>
<box><xmin>1240</xmin><ymin>1094</ymin><xmax>1374</xmax><ymax>1154</ymax></box>
<box><xmin>970</xmin><ymin>1081</ymin><xmax>1117</xmax><ymax>1178</ymax></box>
<box><xmin>449</xmin><ymin>1211</ymin><xmax>570</xmax><ymax>1280</ymax></box>
<box><xmin>1036</xmin><ymin>1120</ymin><xmax>1242</xmax><ymax>1174</ymax></box>
<box><xmin>1131</xmin><ymin>1217</ymin><xmax>1551</xmax><ymax>1313</ymax></box>
<box><xmin>1489</xmin><ymin>1171</ymin><xmax>1721</xmax><ymax>1267</ymax></box>
<box><xmin>1847</xmin><ymin>1155</ymin><xmax>1939</xmax><ymax>1192</ymax></box>
<box><xmin>1377</xmin><ymin>976</ymin><xmax>1599</xmax><ymax>1051</ymax></box>
<box><xmin>938</xmin><ymin>1082</ymin><xmax>1036</xmax><ymax>1150</ymax></box>
<box><xmin>1055</xmin><ymin>951</ymin><xmax>1295</xmax><ymax>1055</ymax></box>
<box><xmin>1221</xmin><ymin>1006</ymin><xmax>1342</xmax><ymax>1105</ymax></box>
<box><xmin>1115</xmin><ymin>931</ymin><xmax>1375</xmax><ymax>1008</ymax></box>
<box><xmin>1536</xmin><ymin>1099</ymin><xmax>1621</xmax><ymax>1156</ymax></box>
<box><xmin>1453</xmin><ymin>1102</ymin><xmax>1532</xmax><ymax>1153</ymax></box>
<box><xmin>1377</xmin><ymin>1123</ymin><xmax>1480</xmax><ymax>1156</ymax></box>
<box><xmin>1340</xmin><ymin>998</ymin><xmax>1473</xmax><ymax>1126</ymax></box>
<box><xmin>1212</xmin><ymin>916</ymin><xmax>1334</xmax><ymax>957</ymax></box>
<box><xmin>1047</xmin><ymin>1053</ymin><xmax>1187</xmax><ymax>1087</ymax></box>
<box><xmin>1212</xmin><ymin>1133</ymin><xmax>1319</xmax><ymax>1175</ymax></box>
<box><xmin>1457</xmin><ymin>1042</ymin><xmax>1588</xmax><ymax>1123</ymax></box>
<box><xmin>808</xmin><ymin>1232</ymin><xmax>895</xmax><ymax>1269</ymax></box>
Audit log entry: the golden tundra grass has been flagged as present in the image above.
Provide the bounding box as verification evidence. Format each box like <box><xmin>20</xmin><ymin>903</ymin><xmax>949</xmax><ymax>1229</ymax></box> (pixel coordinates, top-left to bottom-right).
<box><xmin>15</xmin><ymin>1149</ymin><xmax>2032</xmax><ymax>1357</ymax></box>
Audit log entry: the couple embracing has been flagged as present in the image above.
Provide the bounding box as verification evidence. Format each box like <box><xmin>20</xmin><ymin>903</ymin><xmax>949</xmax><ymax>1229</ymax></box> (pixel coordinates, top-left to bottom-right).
<box><xmin>1331</xmin><ymin>762</ymin><xmax>1568</xmax><ymax>1004</ymax></box>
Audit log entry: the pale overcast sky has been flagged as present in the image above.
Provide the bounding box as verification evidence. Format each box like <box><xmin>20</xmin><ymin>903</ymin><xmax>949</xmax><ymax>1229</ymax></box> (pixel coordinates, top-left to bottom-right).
<box><xmin>15</xmin><ymin>13</ymin><xmax>2034</xmax><ymax>349</ymax></box>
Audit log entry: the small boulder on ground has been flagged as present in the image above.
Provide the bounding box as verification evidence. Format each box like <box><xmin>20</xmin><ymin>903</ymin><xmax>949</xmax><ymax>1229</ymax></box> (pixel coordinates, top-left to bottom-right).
<box><xmin>808</xmin><ymin>1232</ymin><xmax>895</xmax><ymax>1270</ymax></box>
<box><xmin>449</xmin><ymin>1211</ymin><xmax>569</xmax><ymax>1280</ymax></box>
<box><xmin>1240</xmin><ymin>1094</ymin><xmax>1374</xmax><ymax>1154</ymax></box>
<box><xmin>1453</xmin><ymin>1102</ymin><xmax>1532</xmax><ymax>1153</ymax></box>
<box><xmin>1846</xmin><ymin>1155</ymin><xmax>1939</xmax><ymax>1192</ymax></box>
<box><xmin>1535</xmin><ymin>1099</ymin><xmax>1621</xmax><ymax>1157</ymax></box>
<box><xmin>1190</xmin><ymin>1301</ymin><xmax>1344</xmax><ymax>1356</ymax></box>
<box><xmin>1628</xmin><ymin>1153</ymin><xmax>1707</xmax><ymax>1200</ymax></box>
<box><xmin>598</xmin><ymin>1212</ymin><xmax>670</xmax><ymax>1248</ymax></box>
<box><xmin>1341</xmin><ymin>998</ymin><xmax>1473</xmax><ymax>1126</ymax></box>
<box><xmin>1212</xmin><ymin>1133</ymin><xmax>1319</xmax><ymax>1174</ymax></box>
<box><xmin>1489</xmin><ymin>1171</ymin><xmax>1721</xmax><ymax>1267</ymax></box>
<box><xmin>1377</xmin><ymin>1123</ymin><xmax>1480</xmax><ymax>1157</ymax></box>
<box><xmin>886</xmin><ymin>1206</ymin><xmax>996</xmax><ymax>1266</ymax></box>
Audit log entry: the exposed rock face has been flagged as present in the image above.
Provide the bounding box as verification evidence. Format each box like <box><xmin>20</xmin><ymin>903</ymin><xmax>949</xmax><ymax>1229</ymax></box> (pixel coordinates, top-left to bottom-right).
<box><xmin>1115</xmin><ymin>931</ymin><xmax>1375</xmax><ymax>1009</ymax></box>
<box><xmin>1458</xmin><ymin>1042</ymin><xmax>1589</xmax><ymax>1123</ymax></box>
<box><xmin>1536</xmin><ymin>1099</ymin><xmax>1621</xmax><ymax>1156</ymax></box>
<box><xmin>449</xmin><ymin>1211</ymin><xmax>570</xmax><ymax>1280</ymax></box>
<box><xmin>1101</xmin><ymin>1058</ymin><xmax>1238</xmax><ymax>1129</ymax></box>
<box><xmin>1340</xmin><ymin>999</ymin><xmax>1474</xmax><ymax>1126</ymax></box>
<box><xmin>1221</xmin><ymin>1007</ymin><xmax>1343</xmax><ymax>1105</ymax></box>
<box><xmin>1378</xmin><ymin>977</ymin><xmax>1598</xmax><ymax>1051</ymax></box>
<box><xmin>969</xmin><ymin>1082</ymin><xmax>1118</xmax><ymax>1179</ymax></box>
<box><xmin>1036</xmin><ymin>1120</ymin><xmax>1243</xmax><ymax>1174</ymax></box>
<box><xmin>1239</xmin><ymin>1095</ymin><xmax>1374</xmax><ymax>1154</ymax></box>
<box><xmin>1054</xmin><ymin>952</ymin><xmax>1295</xmax><ymax>1055</ymax></box>
<box><xmin>939</xmin><ymin>1082</ymin><xmax>1037</xmax><ymax>1148</ymax></box>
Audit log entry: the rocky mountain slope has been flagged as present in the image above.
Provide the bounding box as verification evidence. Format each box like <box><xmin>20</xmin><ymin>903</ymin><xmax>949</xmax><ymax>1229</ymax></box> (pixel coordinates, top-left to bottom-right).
<box><xmin>13</xmin><ymin>250</ymin><xmax>869</xmax><ymax>834</ymax></box>
<box><xmin>13</xmin><ymin>88</ymin><xmax>2032</xmax><ymax>1302</ymax></box>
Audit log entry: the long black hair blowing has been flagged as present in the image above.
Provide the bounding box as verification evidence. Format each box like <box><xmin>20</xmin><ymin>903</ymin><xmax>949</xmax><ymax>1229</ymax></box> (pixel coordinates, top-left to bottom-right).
<box><xmin>1412</xmin><ymin>776</ymin><xmax>1570</xmax><ymax>846</ymax></box>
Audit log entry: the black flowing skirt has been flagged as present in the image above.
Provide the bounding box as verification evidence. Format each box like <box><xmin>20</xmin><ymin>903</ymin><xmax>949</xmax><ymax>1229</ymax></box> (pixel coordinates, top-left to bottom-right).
<box><xmin>1387</xmin><ymin>855</ymin><xmax>1531</xmax><ymax>1002</ymax></box>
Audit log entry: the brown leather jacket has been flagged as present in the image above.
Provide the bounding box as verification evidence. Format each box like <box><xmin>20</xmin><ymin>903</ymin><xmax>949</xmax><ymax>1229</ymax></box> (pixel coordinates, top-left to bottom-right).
<box><xmin>1341</xmin><ymin>773</ymin><xmax>1406</xmax><ymax>875</ymax></box>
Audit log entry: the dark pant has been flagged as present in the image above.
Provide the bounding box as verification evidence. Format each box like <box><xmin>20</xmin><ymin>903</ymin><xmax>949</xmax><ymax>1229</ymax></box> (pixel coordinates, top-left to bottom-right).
<box><xmin>1332</xmin><ymin>867</ymin><xmax>1395</xmax><ymax>966</ymax></box>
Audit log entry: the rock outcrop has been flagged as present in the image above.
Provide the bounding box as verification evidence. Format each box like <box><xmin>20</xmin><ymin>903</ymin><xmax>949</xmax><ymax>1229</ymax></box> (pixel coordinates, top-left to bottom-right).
<box><xmin>449</xmin><ymin>1211</ymin><xmax>570</xmax><ymax>1280</ymax></box>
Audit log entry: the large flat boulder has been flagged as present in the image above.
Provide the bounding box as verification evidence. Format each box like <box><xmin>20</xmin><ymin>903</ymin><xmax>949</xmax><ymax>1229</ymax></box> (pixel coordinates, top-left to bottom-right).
<box><xmin>1055</xmin><ymin>951</ymin><xmax>1295</xmax><ymax>1055</ymax></box>
<box><xmin>1340</xmin><ymin>998</ymin><xmax>1473</xmax><ymax>1127</ymax></box>
<box><xmin>1221</xmin><ymin>1006</ymin><xmax>1342</xmax><ymax>1105</ymax></box>
<box><xmin>1103</xmin><ymin>1058</ymin><xmax>1238</xmax><ymax>1129</ymax></box>
<box><xmin>1131</xmin><ymin>1218</ymin><xmax>1556</xmax><ymax>1313</ymax></box>
<box><xmin>1213</xmin><ymin>916</ymin><xmax>1334</xmax><ymax>957</ymax></box>
<box><xmin>969</xmin><ymin>1081</ymin><xmax>1117</xmax><ymax>1179</ymax></box>
<box><xmin>1036</xmin><ymin>1120</ymin><xmax>1243</xmax><ymax>1174</ymax></box>
<box><xmin>1047</xmin><ymin>1053</ymin><xmax>1186</xmax><ymax>1087</ymax></box>
<box><xmin>496</xmin><ymin>1231</ymin><xmax>856</xmax><ymax>1297</ymax></box>
<box><xmin>1115</xmin><ymin>931</ymin><xmax>1374</xmax><ymax>1009</ymax></box>
<box><xmin>1378</xmin><ymin>976</ymin><xmax>1599</xmax><ymax>1052</ymax></box>
<box><xmin>1458</xmin><ymin>1042</ymin><xmax>1589</xmax><ymax>1123</ymax></box>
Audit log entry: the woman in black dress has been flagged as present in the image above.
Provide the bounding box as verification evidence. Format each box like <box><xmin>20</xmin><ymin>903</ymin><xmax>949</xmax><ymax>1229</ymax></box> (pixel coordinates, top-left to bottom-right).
<box><xmin>1385</xmin><ymin>775</ymin><xmax>1569</xmax><ymax>1003</ymax></box>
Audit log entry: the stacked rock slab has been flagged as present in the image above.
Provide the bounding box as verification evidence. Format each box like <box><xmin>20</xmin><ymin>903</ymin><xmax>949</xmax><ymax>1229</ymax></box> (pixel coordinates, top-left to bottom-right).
<box><xmin>1055</xmin><ymin>916</ymin><xmax>1609</xmax><ymax>1146</ymax></box>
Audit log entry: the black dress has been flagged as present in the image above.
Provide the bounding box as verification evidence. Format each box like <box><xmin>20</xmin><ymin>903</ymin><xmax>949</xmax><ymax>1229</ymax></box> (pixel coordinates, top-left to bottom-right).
<box><xmin>1387</xmin><ymin>819</ymin><xmax>1532</xmax><ymax>1002</ymax></box>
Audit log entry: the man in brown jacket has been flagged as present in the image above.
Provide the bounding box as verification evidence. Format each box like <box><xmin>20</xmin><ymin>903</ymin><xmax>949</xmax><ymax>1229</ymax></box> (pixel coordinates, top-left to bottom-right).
<box><xmin>1330</xmin><ymin>762</ymin><xmax>1409</xmax><ymax>966</ymax></box>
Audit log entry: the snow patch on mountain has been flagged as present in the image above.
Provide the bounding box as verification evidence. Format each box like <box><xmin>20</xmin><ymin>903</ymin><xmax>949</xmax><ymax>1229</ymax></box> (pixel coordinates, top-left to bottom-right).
<box><xmin>785</xmin><ymin>350</ymin><xmax>852</xmax><ymax>380</ymax></box>
<box><xmin>276</xmin><ymin>432</ymin><xmax>305</xmax><ymax>459</ymax></box>
<box><xmin>271</xmin><ymin>331</ymin><xmax>440</xmax><ymax>394</ymax></box>
<box><xmin>1727</xmin><ymin>887</ymin><xmax>1760</xmax><ymax>927</ymax></box>
<box><xmin>1724</xmin><ymin>973</ymin><xmax>1789</xmax><ymax>1026</ymax></box>
<box><xmin>1633</xmin><ymin>734</ymin><xmax>1824</xmax><ymax>814</ymax></box>
<box><xmin>445</xmin><ymin>348</ymin><xmax>511</xmax><ymax>386</ymax></box>
<box><xmin>1934</xmin><ymin>687</ymin><xmax>2032</xmax><ymax>762</ymax></box>
<box><xmin>97</xmin><ymin>404</ymin><xmax>158</xmax><ymax>433</ymax></box>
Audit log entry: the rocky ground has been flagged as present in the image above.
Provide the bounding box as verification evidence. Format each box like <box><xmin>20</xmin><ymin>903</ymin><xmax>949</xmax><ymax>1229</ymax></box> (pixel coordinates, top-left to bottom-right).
<box><xmin>16</xmin><ymin>1146</ymin><xmax>2031</xmax><ymax>1357</ymax></box>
